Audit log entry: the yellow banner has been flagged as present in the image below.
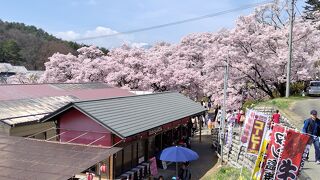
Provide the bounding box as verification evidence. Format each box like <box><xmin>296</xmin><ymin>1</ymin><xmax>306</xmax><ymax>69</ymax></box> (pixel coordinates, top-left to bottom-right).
<box><xmin>252</xmin><ymin>139</ymin><xmax>268</xmax><ymax>180</ymax></box>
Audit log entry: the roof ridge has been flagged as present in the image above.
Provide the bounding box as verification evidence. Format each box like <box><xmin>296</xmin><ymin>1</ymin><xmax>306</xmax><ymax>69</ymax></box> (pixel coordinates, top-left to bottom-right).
<box><xmin>0</xmin><ymin>82</ymin><xmax>108</xmax><ymax>86</ymax></box>
<box><xmin>72</xmin><ymin>91</ymin><xmax>178</xmax><ymax>104</ymax></box>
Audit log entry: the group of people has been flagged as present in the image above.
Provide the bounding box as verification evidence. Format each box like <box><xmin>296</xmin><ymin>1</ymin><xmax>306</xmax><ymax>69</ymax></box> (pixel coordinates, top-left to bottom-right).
<box><xmin>198</xmin><ymin>100</ymin><xmax>320</xmax><ymax>171</ymax></box>
<box><xmin>269</xmin><ymin>109</ymin><xmax>320</xmax><ymax>165</ymax></box>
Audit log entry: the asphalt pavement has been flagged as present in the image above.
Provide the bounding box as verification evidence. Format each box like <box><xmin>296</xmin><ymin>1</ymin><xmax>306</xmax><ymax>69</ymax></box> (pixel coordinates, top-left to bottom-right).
<box><xmin>156</xmin><ymin>129</ymin><xmax>218</xmax><ymax>180</ymax></box>
<box><xmin>290</xmin><ymin>97</ymin><xmax>320</xmax><ymax>180</ymax></box>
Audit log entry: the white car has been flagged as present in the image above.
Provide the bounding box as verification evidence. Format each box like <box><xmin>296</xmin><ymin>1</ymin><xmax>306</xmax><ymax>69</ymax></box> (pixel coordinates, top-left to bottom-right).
<box><xmin>307</xmin><ymin>81</ymin><xmax>320</xmax><ymax>96</ymax></box>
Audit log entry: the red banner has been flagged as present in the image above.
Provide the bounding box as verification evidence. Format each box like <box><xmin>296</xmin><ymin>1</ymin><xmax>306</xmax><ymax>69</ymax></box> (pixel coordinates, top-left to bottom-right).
<box><xmin>261</xmin><ymin>124</ymin><xmax>286</xmax><ymax>180</ymax></box>
<box><xmin>275</xmin><ymin>129</ymin><xmax>310</xmax><ymax>180</ymax></box>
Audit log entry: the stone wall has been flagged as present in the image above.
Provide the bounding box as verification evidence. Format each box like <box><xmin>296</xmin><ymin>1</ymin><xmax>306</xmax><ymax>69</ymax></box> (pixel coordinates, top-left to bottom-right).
<box><xmin>212</xmin><ymin>127</ymin><xmax>256</xmax><ymax>170</ymax></box>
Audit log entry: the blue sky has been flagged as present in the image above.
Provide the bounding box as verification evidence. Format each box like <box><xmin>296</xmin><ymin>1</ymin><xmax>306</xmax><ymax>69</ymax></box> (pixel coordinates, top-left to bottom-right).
<box><xmin>0</xmin><ymin>0</ymin><xmax>306</xmax><ymax>48</ymax></box>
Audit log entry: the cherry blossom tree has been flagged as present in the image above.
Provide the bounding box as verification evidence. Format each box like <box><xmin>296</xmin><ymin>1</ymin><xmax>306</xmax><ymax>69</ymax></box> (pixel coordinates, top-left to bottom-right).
<box><xmin>5</xmin><ymin>72</ymin><xmax>40</xmax><ymax>84</ymax></box>
<box><xmin>39</xmin><ymin>2</ymin><xmax>320</xmax><ymax>107</ymax></box>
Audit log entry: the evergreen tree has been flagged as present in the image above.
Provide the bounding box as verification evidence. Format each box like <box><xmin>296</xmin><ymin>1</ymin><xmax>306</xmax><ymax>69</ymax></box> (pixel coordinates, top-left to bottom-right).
<box><xmin>304</xmin><ymin>0</ymin><xmax>320</xmax><ymax>19</ymax></box>
<box><xmin>0</xmin><ymin>40</ymin><xmax>23</xmax><ymax>65</ymax></box>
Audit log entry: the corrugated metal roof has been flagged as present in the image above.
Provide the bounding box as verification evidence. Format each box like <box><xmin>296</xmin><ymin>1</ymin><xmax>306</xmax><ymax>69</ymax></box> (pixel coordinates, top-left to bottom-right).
<box><xmin>0</xmin><ymin>96</ymin><xmax>79</xmax><ymax>125</ymax></box>
<box><xmin>0</xmin><ymin>83</ymin><xmax>134</xmax><ymax>125</ymax></box>
<box><xmin>50</xmin><ymin>83</ymin><xmax>111</xmax><ymax>90</ymax></box>
<box><xmin>44</xmin><ymin>92</ymin><xmax>206</xmax><ymax>138</ymax></box>
<box><xmin>0</xmin><ymin>133</ymin><xmax>121</xmax><ymax>180</ymax></box>
<box><xmin>0</xmin><ymin>83</ymin><xmax>133</xmax><ymax>101</ymax></box>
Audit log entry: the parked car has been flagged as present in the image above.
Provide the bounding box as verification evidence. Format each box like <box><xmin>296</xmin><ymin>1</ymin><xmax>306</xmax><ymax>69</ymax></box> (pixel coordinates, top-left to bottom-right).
<box><xmin>307</xmin><ymin>81</ymin><xmax>320</xmax><ymax>96</ymax></box>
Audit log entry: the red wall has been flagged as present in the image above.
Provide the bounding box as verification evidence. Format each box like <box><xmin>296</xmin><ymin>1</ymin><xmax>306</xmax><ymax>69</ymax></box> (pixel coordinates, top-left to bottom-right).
<box><xmin>59</xmin><ymin>108</ymin><xmax>113</xmax><ymax>146</ymax></box>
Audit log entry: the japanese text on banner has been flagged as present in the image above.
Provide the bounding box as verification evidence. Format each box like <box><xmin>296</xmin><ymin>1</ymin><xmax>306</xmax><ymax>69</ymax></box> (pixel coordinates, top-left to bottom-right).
<box><xmin>261</xmin><ymin>125</ymin><xmax>286</xmax><ymax>180</ymax></box>
<box><xmin>275</xmin><ymin>129</ymin><xmax>310</xmax><ymax>180</ymax></box>
<box><xmin>247</xmin><ymin>112</ymin><xmax>268</xmax><ymax>155</ymax></box>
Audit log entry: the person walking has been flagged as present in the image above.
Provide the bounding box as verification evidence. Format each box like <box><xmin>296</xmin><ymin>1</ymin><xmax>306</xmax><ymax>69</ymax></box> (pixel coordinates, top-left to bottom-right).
<box><xmin>237</xmin><ymin>110</ymin><xmax>245</xmax><ymax>127</ymax></box>
<box><xmin>272</xmin><ymin>110</ymin><xmax>281</xmax><ymax>124</ymax></box>
<box><xmin>302</xmin><ymin>110</ymin><xmax>320</xmax><ymax>164</ymax></box>
<box><xmin>179</xmin><ymin>163</ymin><xmax>191</xmax><ymax>180</ymax></box>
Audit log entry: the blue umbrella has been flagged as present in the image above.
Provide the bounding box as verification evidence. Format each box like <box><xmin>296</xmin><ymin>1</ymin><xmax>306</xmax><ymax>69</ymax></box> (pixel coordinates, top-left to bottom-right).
<box><xmin>160</xmin><ymin>146</ymin><xmax>199</xmax><ymax>178</ymax></box>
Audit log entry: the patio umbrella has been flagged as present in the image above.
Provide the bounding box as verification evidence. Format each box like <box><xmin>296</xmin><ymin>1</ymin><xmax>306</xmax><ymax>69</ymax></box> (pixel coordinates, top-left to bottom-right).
<box><xmin>160</xmin><ymin>146</ymin><xmax>199</xmax><ymax>179</ymax></box>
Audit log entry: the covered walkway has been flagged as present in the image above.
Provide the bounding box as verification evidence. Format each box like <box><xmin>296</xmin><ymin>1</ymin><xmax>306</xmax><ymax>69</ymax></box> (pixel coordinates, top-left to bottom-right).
<box><xmin>0</xmin><ymin>133</ymin><xmax>121</xmax><ymax>179</ymax></box>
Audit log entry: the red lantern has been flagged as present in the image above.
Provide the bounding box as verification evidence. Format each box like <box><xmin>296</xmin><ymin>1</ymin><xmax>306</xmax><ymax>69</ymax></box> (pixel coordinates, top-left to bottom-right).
<box><xmin>100</xmin><ymin>164</ymin><xmax>107</xmax><ymax>173</ymax></box>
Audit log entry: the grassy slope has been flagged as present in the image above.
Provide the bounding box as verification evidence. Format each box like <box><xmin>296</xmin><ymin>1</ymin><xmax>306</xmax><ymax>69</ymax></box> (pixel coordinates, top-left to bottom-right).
<box><xmin>251</xmin><ymin>96</ymin><xmax>310</xmax><ymax>128</ymax></box>
<box><xmin>253</xmin><ymin>96</ymin><xmax>309</xmax><ymax>109</ymax></box>
<box><xmin>202</xmin><ymin>166</ymin><xmax>251</xmax><ymax>180</ymax></box>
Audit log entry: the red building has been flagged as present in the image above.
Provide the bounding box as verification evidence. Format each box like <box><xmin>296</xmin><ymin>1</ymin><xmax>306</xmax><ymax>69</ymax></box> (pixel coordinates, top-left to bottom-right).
<box><xmin>42</xmin><ymin>92</ymin><xmax>205</xmax><ymax>179</ymax></box>
<box><xmin>0</xmin><ymin>83</ymin><xmax>133</xmax><ymax>137</ymax></box>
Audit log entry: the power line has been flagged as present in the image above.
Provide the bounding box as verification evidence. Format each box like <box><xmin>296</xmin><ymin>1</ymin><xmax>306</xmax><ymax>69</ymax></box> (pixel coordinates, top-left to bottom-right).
<box><xmin>74</xmin><ymin>0</ymin><xmax>275</xmax><ymax>41</ymax></box>
<box><xmin>295</xmin><ymin>3</ymin><xmax>303</xmax><ymax>16</ymax></box>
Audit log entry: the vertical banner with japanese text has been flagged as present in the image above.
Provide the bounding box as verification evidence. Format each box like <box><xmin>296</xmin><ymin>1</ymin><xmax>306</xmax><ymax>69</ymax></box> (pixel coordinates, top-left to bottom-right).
<box><xmin>226</xmin><ymin>123</ymin><xmax>233</xmax><ymax>148</ymax></box>
<box><xmin>275</xmin><ymin>129</ymin><xmax>310</xmax><ymax>180</ymax></box>
<box><xmin>240</xmin><ymin>110</ymin><xmax>255</xmax><ymax>147</ymax></box>
<box><xmin>252</xmin><ymin>139</ymin><xmax>269</xmax><ymax>180</ymax></box>
<box><xmin>298</xmin><ymin>143</ymin><xmax>311</xmax><ymax>176</ymax></box>
<box><xmin>247</xmin><ymin>112</ymin><xmax>268</xmax><ymax>155</ymax></box>
<box><xmin>261</xmin><ymin>125</ymin><xmax>286</xmax><ymax>180</ymax></box>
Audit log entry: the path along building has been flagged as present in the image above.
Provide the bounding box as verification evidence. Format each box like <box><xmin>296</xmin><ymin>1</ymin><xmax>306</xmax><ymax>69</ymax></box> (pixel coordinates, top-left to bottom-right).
<box><xmin>41</xmin><ymin>92</ymin><xmax>206</xmax><ymax>179</ymax></box>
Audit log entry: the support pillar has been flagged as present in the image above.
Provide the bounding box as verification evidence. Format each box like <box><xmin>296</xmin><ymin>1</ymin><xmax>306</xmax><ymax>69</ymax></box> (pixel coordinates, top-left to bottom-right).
<box><xmin>160</xmin><ymin>133</ymin><xmax>163</xmax><ymax>150</ymax></box>
<box><xmin>199</xmin><ymin>116</ymin><xmax>202</xmax><ymax>142</ymax></box>
<box><xmin>109</xmin><ymin>155</ymin><xmax>114</xmax><ymax>180</ymax></box>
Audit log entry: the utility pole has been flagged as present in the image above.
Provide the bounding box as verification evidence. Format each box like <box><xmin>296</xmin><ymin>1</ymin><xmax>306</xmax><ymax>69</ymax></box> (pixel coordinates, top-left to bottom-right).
<box><xmin>220</xmin><ymin>59</ymin><xmax>229</xmax><ymax>164</ymax></box>
<box><xmin>285</xmin><ymin>0</ymin><xmax>295</xmax><ymax>98</ymax></box>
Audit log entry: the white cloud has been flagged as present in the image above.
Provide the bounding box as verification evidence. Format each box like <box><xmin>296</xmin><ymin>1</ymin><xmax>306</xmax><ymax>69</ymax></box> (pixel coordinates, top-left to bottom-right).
<box><xmin>55</xmin><ymin>26</ymin><xmax>149</xmax><ymax>49</ymax></box>
<box><xmin>84</xmin><ymin>26</ymin><xmax>118</xmax><ymax>37</ymax></box>
<box><xmin>56</xmin><ymin>31</ymin><xmax>80</xmax><ymax>40</ymax></box>
<box><xmin>130</xmin><ymin>42</ymin><xmax>150</xmax><ymax>48</ymax></box>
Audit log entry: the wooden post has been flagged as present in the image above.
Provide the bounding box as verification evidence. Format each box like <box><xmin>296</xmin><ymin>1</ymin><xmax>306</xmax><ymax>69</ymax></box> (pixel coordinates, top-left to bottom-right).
<box><xmin>199</xmin><ymin>116</ymin><xmax>202</xmax><ymax>142</ymax></box>
<box><xmin>105</xmin><ymin>159</ymin><xmax>110</xmax><ymax>180</ymax></box>
<box><xmin>160</xmin><ymin>133</ymin><xmax>163</xmax><ymax>150</ymax></box>
<box><xmin>109</xmin><ymin>155</ymin><xmax>114</xmax><ymax>180</ymax></box>
<box><xmin>131</xmin><ymin>143</ymin><xmax>134</xmax><ymax>168</ymax></box>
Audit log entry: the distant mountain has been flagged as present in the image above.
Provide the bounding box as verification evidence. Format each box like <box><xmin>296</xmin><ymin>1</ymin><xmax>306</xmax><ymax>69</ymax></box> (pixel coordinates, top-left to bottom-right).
<box><xmin>0</xmin><ymin>20</ymin><xmax>108</xmax><ymax>70</ymax></box>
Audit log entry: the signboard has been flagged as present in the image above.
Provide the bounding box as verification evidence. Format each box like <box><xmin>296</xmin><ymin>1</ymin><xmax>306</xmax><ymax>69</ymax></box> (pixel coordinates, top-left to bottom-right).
<box><xmin>149</xmin><ymin>157</ymin><xmax>158</xmax><ymax>176</ymax></box>
<box><xmin>148</xmin><ymin>127</ymin><xmax>162</xmax><ymax>136</ymax></box>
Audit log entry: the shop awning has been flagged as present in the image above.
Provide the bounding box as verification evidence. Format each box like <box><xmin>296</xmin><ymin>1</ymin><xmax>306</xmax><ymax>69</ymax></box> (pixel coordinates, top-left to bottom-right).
<box><xmin>0</xmin><ymin>133</ymin><xmax>121</xmax><ymax>179</ymax></box>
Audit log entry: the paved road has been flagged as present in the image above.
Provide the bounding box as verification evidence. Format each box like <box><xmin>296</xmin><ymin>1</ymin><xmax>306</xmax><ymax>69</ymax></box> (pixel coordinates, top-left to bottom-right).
<box><xmin>157</xmin><ymin>129</ymin><xmax>218</xmax><ymax>180</ymax></box>
<box><xmin>290</xmin><ymin>98</ymin><xmax>320</xmax><ymax>180</ymax></box>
